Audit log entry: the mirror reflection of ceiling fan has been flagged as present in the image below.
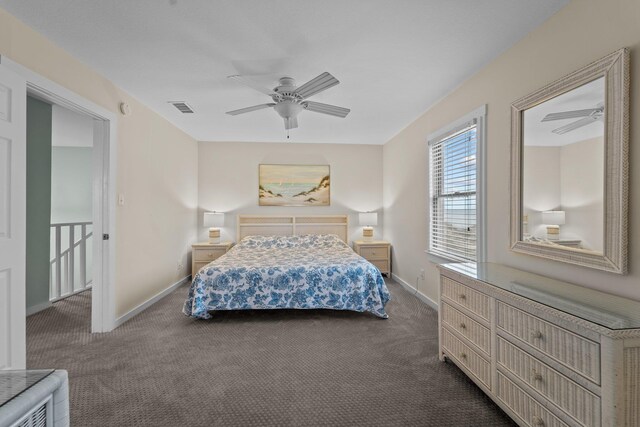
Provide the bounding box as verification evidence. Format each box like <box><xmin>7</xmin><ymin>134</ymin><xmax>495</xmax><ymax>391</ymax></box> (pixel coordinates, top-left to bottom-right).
<box><xmin>541</xmin><ymin>102</ymin><xmax>604</xmax><ymax>135</ymax></box>
<box><xmin>226</xmin><ymin>72</ymin><xmax>350</xmax><ymax>137</ymax></box>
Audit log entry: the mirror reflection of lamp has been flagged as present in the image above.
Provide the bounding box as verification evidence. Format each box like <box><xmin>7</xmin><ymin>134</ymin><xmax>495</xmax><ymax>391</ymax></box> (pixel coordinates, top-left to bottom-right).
<box><xmin>203</xmin><ymin>212</ymin><xmax>224</xmax><ymax>244</ymax></box>
<box><xmin>542</xmin><ymin>211</ymin><xmax>565</xmax><ymax>241</ymax></box>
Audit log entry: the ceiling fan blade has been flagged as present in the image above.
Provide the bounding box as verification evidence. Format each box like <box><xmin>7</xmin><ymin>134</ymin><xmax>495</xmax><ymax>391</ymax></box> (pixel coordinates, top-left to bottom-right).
<box><xmin>303</xmin><ymin>101</ymin><xmax>350</xmax><ymax>118</ymax></box>
<box><xmin>294</xmin><ymin>72</ymin><xmax>340</xmax><ymax>99</ymax></box>
<box><xmin>552</xmin><ymin>115</ymin><xmax>600</xmax><ymax>135</ymax></box>
<box><xmin>542</xmin><ymin>108</ymin><xmax>598</xmax><ymax>122</ymax></box>
<box><xmin>226</xmin><ymin>103</ymin><xmax>276</xmax><ymax>116</ymax></box>
<box><xmin>284</xmin><ymin>117</ymin><xmax>298</xmax><ymax>130</ymax></box>
<box><xmin>228</xmin><ymin>75</ymin><xmax>277</xmax><ymax>96</ymax></box>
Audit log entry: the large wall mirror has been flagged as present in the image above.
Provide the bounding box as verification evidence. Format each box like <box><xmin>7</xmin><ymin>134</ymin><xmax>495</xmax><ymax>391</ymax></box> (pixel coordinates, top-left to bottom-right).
<box><xmin>511</xmin><ymin>48</ymin><xmax>629</xmax><ymax>274</ymax></box>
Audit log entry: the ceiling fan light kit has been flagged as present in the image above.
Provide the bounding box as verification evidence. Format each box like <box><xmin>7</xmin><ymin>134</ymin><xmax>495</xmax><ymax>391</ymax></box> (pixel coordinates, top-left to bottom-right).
<box><xmin>226</xmin><ymin>73</ymin><xmax>350</xmax><ymax>138</ymax></box>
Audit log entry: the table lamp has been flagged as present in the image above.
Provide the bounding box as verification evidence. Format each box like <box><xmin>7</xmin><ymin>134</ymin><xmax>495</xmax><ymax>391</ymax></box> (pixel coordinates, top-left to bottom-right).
<box><xmin>203</xmin><ymin>212</ymin><xmax>224</xmax><ymax>244</ymax></box>
<box><xmin>359</xmin><ymin>212</ymin><xmax>378</xmax><ymax>242</ymax></box>
<box><xmin>541</xmin><ymin>210</ymin><xmax>565</xmax><ymax>241</ymax></box>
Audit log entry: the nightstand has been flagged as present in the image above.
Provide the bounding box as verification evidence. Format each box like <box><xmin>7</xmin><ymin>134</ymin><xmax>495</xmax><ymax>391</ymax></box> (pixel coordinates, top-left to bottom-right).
<box><xmin>191</xmin><ymin>241</ymin><xmax>232</xmax><ymax>277</ymax></box>
<box><xmin>353</xmin><ymin>240</ymin><xmax>391</xmax><ymax>276</ymax></box>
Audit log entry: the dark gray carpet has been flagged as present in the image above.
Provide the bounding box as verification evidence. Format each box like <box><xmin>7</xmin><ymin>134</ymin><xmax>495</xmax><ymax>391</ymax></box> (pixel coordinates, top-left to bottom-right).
<box><xmin>27</xmin><ymin>280</ymin><xmax>515</xmax><ymax>426</ymax></box>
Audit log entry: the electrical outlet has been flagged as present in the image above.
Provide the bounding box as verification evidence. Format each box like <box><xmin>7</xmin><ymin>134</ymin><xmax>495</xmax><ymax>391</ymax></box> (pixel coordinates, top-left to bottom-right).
<box><xmin>419</xmin><ymin>269</ymin><xmax>425</xmax><ymax>280</ymax></box>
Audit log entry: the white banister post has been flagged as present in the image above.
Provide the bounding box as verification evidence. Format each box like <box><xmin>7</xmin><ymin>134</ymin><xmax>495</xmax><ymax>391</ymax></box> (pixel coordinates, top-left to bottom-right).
<box><xmin>50</xmin><ymin>260</ymin><xmax>54</xmax><ymax>299</ymax></box>
<box><xmin>80</xmin><ymin>224</ymin><xmax>87</xmax><ymax>288</ymax></box>
<box><xmin>68</xmin><ymin>225</ymin><xmax>75</xmax><ymax>292</ymax></box>
<box><xmin>50</xmin><ymin>221</ymin><xmax>94</xmax><ymax>300</ymax></box>
<box><xmin>55</xmin><ymin>225</ymin><xmax>62</xmax><ymax>299</ymax></box>
<box><xmin>63</xmin><ymin>252</ymin><xmax>69</xmax><ymax>296</ymax></box>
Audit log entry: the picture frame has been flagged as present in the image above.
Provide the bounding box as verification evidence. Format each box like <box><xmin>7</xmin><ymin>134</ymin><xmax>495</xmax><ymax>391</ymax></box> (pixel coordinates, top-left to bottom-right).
<box><xmin>258</xmin><ymin>164</ymin><xmax>331</xmax><ymax>207</ymax></box>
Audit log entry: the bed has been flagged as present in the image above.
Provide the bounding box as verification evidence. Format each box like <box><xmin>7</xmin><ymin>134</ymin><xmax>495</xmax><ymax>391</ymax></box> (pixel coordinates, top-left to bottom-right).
<box><xmin>183</xmin><ymin>215</ymin><xmax>390</xmax><ymax>319</ymax></box>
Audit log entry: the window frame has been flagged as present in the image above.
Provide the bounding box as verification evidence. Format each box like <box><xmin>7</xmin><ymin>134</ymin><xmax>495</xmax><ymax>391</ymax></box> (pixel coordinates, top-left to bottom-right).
<box><xmin>426</xmin><ymin>105</ymin><xmax>487</xmax><ymax>263</ymax></box>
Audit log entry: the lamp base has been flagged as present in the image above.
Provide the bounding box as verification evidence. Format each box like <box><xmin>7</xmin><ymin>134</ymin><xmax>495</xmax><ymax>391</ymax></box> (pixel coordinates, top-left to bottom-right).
<box><xmin>208</xmin><ymin>227</ymin><xmax>221</xmax><ymax>244</ymax></box>
<box><xmin>546</xmin><ymin>225</ymin><xmax>560</xmax><ymax>241</ymax></box>
<box><xmin>362</xmin><ymin>226</ymin><xmax>374</xmax><ymax>242</ymax></box>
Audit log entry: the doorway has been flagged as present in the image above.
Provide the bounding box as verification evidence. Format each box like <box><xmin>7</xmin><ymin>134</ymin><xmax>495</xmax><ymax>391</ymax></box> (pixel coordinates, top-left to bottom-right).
<box><xmin>25</xmin><ymin>100</ymin><xmax>95</xmax><ymax>323</ymax></box>
<box><xmin>0</xmin><ymin>55</ymin><xmax>117</xmax><ymax>369</ymax></box>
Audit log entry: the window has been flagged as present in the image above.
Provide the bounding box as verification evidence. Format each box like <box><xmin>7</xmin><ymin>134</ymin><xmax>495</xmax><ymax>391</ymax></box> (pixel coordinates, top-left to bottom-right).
<box><xmin>428</xmin><ymin>106</ymin><xmax>486</xmax><ymax>262</ymax></box>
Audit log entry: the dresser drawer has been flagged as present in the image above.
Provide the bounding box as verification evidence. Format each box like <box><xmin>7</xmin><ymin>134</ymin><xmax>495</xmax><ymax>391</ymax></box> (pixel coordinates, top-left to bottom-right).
<box><xmin>441</xmin><ymin>277</ymin><xmax>490</xmax><ymax>321</ymax></box>
<box><xmin>442</xmin><ymin>302</ymin><xmax>491</xmax><ymax>355</ymax></box>
<box><xmin>497</xmin><ymin>302</ymin><xmax>600</xmax><ymax>384</ymax></box>
<box><xmin>497</xmin><ymin>371</ymin><xmax>570</xmax><ymax>427</ymax></box>
<box><xmin>441</xmin><ymin>327</ymin><xmax>491</xmax><ymax>389</ymax></box>
<box><xmin>193</xmin><ymin>247</ymin><xmax>227</xmax><ymax>262</ymax></box>
<box><xmin>358</xmin><ymin>245</ymin><xmax>388</xmax><ymax>260</ymax></box>
<box><xmin>497</xmin><ymin>337</ymin><xmax>600</xmax><ymax>427</ymax></box>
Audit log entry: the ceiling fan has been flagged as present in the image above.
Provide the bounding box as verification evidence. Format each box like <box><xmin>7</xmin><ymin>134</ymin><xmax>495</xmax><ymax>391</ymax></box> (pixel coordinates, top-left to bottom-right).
<box><xmin>541</xmin><ymin>102</ymin><xmax>604</xmax><ymax>135</ymax></box>
<box><xmin>226</xmin><ymin>72</ymin><xmax>350</xmax><ymax>137</ymax></box>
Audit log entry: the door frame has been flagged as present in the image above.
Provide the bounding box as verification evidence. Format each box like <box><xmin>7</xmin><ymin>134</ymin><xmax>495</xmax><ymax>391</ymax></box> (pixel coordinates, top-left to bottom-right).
<box><xmin>0</xmin><ymin>55</ymin><xmax>117</xmax><ymax>333</ymax></box>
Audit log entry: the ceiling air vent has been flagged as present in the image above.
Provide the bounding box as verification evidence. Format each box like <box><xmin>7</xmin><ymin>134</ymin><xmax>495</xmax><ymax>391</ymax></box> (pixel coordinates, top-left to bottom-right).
<box><xmin>170</xmin><ymin>101</ymin><xmax>194</xmax><ymax>114</ymax></box>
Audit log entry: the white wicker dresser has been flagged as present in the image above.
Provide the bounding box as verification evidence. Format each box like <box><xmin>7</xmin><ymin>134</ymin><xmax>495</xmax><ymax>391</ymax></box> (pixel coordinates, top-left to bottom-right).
<box><xmin>0</xmin><ymin>370</ymin><xmax>68</xmax><ymax>427</ymax></box>
<box><xmin>438</xmin><ymin>263</ymin><xmax>640</xmax><ymax>427</ymax></box>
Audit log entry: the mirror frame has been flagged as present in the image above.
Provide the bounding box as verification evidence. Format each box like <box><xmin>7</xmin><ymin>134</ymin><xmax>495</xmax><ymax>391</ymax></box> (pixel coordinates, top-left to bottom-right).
<box><xmin>510</xmin><ymin>48</ymin><xmax>630</xmax><ymax>274</ymax></box>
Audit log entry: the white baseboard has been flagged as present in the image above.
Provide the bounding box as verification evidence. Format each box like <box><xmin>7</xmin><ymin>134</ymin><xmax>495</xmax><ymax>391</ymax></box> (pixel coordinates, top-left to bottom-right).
<box><xmin>114</xmin><ymin>276</ymin><xmax>191</xmax><ymax>328</ymax></box>
<box><xmin>26</xmin><ymin>301</ymin><xmax>52</xmax><ymax>316</ymax></box>
<box><xmin>391</xmin><ymin>273</ymin><xmax>439</xmax><ymax>311</ymax></box>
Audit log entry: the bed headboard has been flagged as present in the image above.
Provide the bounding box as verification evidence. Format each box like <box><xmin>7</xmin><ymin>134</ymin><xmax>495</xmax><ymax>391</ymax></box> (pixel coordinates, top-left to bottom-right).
<box><xmin>237</xmin><ymin>215</ymin><xmax>349</xmax><ymax>243</ymax></box>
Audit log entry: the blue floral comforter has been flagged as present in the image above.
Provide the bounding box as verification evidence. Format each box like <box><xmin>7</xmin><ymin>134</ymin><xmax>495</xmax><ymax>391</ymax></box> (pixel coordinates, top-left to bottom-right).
<box><xmin>183</xmin><ymin>234</ymin><xmax>390</xmax><ymax>319</ymax></box>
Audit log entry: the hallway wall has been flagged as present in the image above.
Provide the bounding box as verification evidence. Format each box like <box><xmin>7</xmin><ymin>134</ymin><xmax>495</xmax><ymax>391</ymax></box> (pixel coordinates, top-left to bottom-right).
<box><xmin>26</xmin><ymin>95</ymin><xmax>52</xmax><ymax>312</ymax></box>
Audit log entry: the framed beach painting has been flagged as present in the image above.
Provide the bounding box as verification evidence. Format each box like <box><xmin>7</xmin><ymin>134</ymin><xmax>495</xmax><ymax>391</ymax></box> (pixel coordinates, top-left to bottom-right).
<box><xmin>259</xmin><ymin>164</ymin><xmax>330</xmax><ymax>206</ymax></box>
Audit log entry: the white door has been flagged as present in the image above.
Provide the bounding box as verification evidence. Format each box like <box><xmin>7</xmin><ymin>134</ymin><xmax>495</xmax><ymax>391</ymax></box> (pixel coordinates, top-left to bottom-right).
<box><xmin>0</xmin><ymin>65</ymin><xmax>27</xmax><ymax>369</ymax></box>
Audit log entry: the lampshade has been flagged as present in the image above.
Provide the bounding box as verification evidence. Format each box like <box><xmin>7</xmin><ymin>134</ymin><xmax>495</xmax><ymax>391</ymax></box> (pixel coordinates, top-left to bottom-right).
<box><xmin>541</xmin><ymin>211</ymin><xmax>565</xmax><ymax>225</ymax></box>
<box><xmin>203</xmin><ymin>212</ymin><xmax>224</xmax><ymax>227</ymax></box>
<box><xmin>359</xmin><ymin>212</ymin><xmax>378</xmax><ymax>226</ymax></box>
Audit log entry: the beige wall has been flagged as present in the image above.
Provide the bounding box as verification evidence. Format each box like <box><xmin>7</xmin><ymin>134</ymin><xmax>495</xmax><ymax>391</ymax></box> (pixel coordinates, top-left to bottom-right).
<box><xmin>198</xmin><ymin>141</ymin><xmax>383</xmax><ymax>243</ymax></box>
<box><xmin>523</xmin><ymin>138</ymin><xmax>604</xmax><ymax>252</ymax></box>
<box><xmin>523</xmin><ymin>145</ymin><xmax>561</xmax><ymax>238</ymax></box>
<box><xmin>383</xmin><ymin>0</ymin><xmax>640</xmax><ymax>303</ymax></box>
<box><xmin>560</xmin><ymin>137</ymin><xmax>604</xmax><ymax>252</ymax></box>
<box><xmin>0</xmin><ymin>8</ymin><xmax>199</xmax><ymax>317</ymax></box>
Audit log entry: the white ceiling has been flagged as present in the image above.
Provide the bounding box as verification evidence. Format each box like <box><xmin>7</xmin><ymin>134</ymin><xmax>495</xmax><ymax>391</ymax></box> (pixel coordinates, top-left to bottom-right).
<box><xmin>524</xmin><ymin>77</ymin><xmax>604</xmax><ymax>147</ymax></box>
<box><xmin>1</xmin><ymin>0</ymin><xmax>568</xmax><ymax>144</ymax></box>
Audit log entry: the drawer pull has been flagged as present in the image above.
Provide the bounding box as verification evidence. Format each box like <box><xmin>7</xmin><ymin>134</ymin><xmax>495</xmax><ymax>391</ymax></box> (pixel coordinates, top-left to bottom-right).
<box><xmin>531</xmin><ymin>330</ymin><xmax>543</xmax><ymax>340</ymax></box>
<box><xmin>459</xmin><ymin>322</ymin><xmax>467</xmax><ymax>330</ymax></box>
<box><xmin>459</xmin><ymin>352</ymin><xmax>467</xmax><ymax>359</ymax></box>
<box><xmin>532</xmin><ymin>371</ymin><xmax>544</xmax><ymax>382</ymax></box>
<box><xmin>208</xmin><ymin>252</ymin><xmax>214</xmax><ymax>257</ymax></box>
<box><xmin>532</xmin><ymin>415</ymin><xmax>544</xmax><ymax>426</ymax></box>
<box><xmin>459</xmin><ymin>294</ymin><xmax>467</xmax><ymax>300</ymax></box>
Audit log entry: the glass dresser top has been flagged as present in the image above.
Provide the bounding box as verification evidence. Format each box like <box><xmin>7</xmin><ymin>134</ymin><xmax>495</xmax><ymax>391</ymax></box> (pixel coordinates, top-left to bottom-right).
<box><xmin>0</xmin><ymin>370</ymin><xmax>54</xmax><ymax>407</ymax></box>
<box><xmin>440</xmin><ymin>262</ymin><xmax>640</xmax><ymax>330</ymax></box>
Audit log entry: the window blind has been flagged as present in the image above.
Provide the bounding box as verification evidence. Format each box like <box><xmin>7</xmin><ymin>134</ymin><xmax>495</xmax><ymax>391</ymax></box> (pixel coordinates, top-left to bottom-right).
<box><xmin>429</xmin><ymin>124</ymin><xmax>477</xmax><ymax>262</ymax></box>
